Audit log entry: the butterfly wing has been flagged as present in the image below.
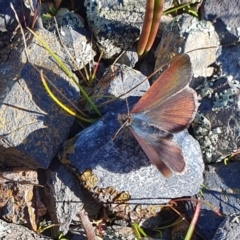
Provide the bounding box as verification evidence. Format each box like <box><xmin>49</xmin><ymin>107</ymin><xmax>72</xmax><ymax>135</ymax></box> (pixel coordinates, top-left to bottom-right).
<box><xmin>131</xmin><ymin>54</ymin><xmax>192</xmax><ymax>113</ymax></box>
<box><xmin>131</xmin><ymin>88</ymin><xmax>197</xmax><ymax>133</ymax></box>
<box><xmin>131</xmin><ymin>54</ymin><xmax>197</xmax><ymax>133</ymax></box>
<box><xmin>129</xmin><ymin>127</ymin><xmax>185</xmax><ymax>177</ymax></box>
<box><xmin>121</xmin><ymin>54</ymin><xmax>192</xmax><ymax>175</ymax></box>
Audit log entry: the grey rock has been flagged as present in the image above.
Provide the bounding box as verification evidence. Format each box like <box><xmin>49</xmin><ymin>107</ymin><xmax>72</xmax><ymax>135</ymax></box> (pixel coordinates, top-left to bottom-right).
<box><xmin>59</xmin><ymin>107</ymin><xmax>204</xmax><ymax>218</ymax></box>
<box><xmin>43</xmin><ymin>8</ymin><xmax>85</xmax><ymax>32</ymax></box>
<box><xmin>84</xmin><ymin>0</ymin><xmax>143</xmax><ymax>59</ymax></box>
<box><xmin>91</xmin><ymin>63</ymin><xmax>150</xmax><ymax>114</ymax></box>
<box><xmin>155</xmin><ymin>14</ymin><xmax>219</xmax><ymax>79</ymax></box>
<box><xmin>192</xmin><ymin>45</ymin><xmax>240</xmax><ymax>163</ymax></box>
<box><xmin>0</xmin><ymin>219</ymin><xmax>51</xmax><ymax>240</ymax></box>
<box><xmin>100</xmin><ymin>225</ymin><xmax>136</xmax><ymax>240</ymax></box>
<box><xmin>0</xmin><ymin>29</ymin><xmax>79</xmax><ymax>169</ymax></box>
<box><xmin>201</xmin><ymin>0</ymin><xmax>240</xmax><ymax>45</ymax></box>
<box><xmin>156</xmin><ymin>15</ymin><xmax>173</xmax><ymax>39</ymax></box>
<box><xmin>43</xmin><ymin>8</ymin><xmax>96</xmax><ymax>70</ymax></box>
<box><xmin>116</xmin><ymin>46</ymin><xmax>139</xmax><ymax>68</ymax></box>
<box><xmin>187</xmin><ymin>162</ymin><xmax>240</xmax><ymax>239</ymax></box>
<box><xmin>70</xmin><ymin>232</ymin><xmax>88</xmax><ymax>240</ymax></box>
<box><xmin>84</xmin><ymin>0</ymin><xmax>173</xmax><ymax>59</ymax></box>
<box><xmin>70</xmin><ymin>225</ymin><xmax>136</xmax><ymax>240</ymax></box>
<box><xmin>44</xmin><ymin>160</ymin><xmax>85</xmax><ymax>236</ymax></box>
<box><xmin>213</xmin><ymin>215</ymin><xmax>240</xmax><ymax>240</ymax></box>
<box><xmin>156</xmin><ymin>13</ymin><xmax>240</xmax><ymax>164</ymax></box>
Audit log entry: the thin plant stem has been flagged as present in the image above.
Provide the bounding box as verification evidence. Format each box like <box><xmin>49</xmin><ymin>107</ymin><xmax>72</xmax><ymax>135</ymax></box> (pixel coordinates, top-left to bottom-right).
<box><xmin>144</xmin><ymin>0</ymin><xmax>164</xmax><ymax>53</ymax></box>
<box><xmin>27</xmin><ymin>27</ymin><xmax>101</xmax><ymax>116</ymax></box>
<box><xmin>10</xmin><ymin>3</ymin><xmax>29</xmax><ymax>61</ymax></box>
<box><xmin>184</xmin><ymin>201</ymin><xmax>201</xmax><ymax>240</ymax></box>
<box><xmin>137</xmin><ymin>0</ymin><xmax>154</xmax><ymax>56</ymax></box>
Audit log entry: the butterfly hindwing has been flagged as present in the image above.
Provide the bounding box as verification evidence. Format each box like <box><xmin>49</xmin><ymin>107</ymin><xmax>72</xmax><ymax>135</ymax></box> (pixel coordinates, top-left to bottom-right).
<box><xmin>129</xmin><ymin>126</ymin><xmax>185</xmax><ymax>177</ymax></box>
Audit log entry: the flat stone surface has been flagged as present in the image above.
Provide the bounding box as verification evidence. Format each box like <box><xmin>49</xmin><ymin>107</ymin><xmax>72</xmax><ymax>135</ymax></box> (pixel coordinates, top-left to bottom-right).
<box><xmin>60</xmin><ymin>51</ymin><xmax>204</xmax><ymax>221</ymax></box>
<box><xmin>0</xmin><ymin>29</ymin><xmax>80</xmax><ymax>169</ymax></box>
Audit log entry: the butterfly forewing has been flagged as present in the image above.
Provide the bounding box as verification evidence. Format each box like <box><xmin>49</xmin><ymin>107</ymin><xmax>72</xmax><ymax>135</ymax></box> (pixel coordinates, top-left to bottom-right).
<box><xmin>133</xmin><ymin>87</ymin><xmax>197</xmax><ymax>133</ymax></box>
<box><xmin>131</xmin><ymin>54</ymin><xmax>192</xmax><ymax>113</ymax></box>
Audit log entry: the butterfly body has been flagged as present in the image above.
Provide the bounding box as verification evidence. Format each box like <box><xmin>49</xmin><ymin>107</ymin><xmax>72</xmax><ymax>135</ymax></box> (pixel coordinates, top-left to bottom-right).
<box><xmin>118</xmin><ymin>54</ymin><xmax>198</xmax><ymax>178</ymax></box>
<box><xmin>118</xmin><ymin>113</ymin><xmax>171</xmax><ymax>138</ymax></box>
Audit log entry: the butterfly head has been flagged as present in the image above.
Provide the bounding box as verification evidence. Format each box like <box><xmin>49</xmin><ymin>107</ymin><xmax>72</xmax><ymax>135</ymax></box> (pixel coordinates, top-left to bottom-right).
<box><xmin>117</xmin><ymin>113</ymin><xmax>132</xmax><ymax>127</ymax></box>
<box><xmin>112</xmin><ymin>114</ymin><xmax>132</xmax><ymax>140</ymax></box>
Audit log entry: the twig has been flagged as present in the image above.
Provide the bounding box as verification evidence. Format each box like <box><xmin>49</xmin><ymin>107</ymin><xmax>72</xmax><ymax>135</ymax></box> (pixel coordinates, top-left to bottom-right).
<box><xmin>0</xmin><ymin>175</ymin><xmax>44</xmax><ymax>187</ymax></box>
<box><xmin>10</xmin><ymin>2</ymin><xmax>29</xmax><ymax>61</ymax></box>
<box><xmin>78</xmin><ymin>209</ymin><xmax>98</xmax><ymax>240</ymax></box>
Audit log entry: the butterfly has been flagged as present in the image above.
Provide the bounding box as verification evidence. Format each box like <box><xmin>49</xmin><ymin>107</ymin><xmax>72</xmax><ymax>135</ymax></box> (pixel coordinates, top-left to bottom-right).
<box><xmin>117</xmin><ymin>54</ymin><xmax>198</xmax><ymax>177</ymax></box>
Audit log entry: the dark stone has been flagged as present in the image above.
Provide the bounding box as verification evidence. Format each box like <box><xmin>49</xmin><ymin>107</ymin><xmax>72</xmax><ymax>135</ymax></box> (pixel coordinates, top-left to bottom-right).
<box><xmin>186</xmin><ymin>162</ymin><xmax>240</xmax><ymax>239</ymax></box>
<box><xmin>91</xmin><ymin>63</ymin><xmax>150</xmax><ymax>115</ymax></box>
<box><xmin>0</xmin><ymin>29</ymin><xmax>80</xmax><ymax>169</ymax></box>
<box><xmin>192</xmin><ymin>45</ymin><xmax>240</xmax><ymax>163</ymax></box>
<box><xmin>213</xmin><ymin>215</ymin><xmax>240</xmax><ymax>240</ymax></box>
<box><xmin>84</xmin><ymin>0</ymin><xmax>173</xmax><ymax>58</ymax></box>
<box><xmin>201</xmin><ymin>0</ymin><xmax>240</xmax><ymax>45</ymax></box>
<box><xmin>0</xmin><ymin>0</ymin><xmax>31</xmax><ymax>32</ymax></box>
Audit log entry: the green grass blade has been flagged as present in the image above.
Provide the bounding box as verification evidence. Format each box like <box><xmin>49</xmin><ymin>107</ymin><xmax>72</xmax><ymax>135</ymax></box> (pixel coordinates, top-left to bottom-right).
<box><xmin>40</xmin><ymin>71</ymin><xmax>94</xmax><ymax>123</ymax></box>
<box><xmin>27</xmin><ymin>27</ymin><xmax>101</xmax><ymax>117</ymax></box>
<box><xmin>163</xmin><ymin>3</ymin><xmax>198</xmax><ymax>17</ymax></box>
<box><xmin>132</xmin><ymin>223</ymin><xmax>147</xmax><ymax>239</ymax></box>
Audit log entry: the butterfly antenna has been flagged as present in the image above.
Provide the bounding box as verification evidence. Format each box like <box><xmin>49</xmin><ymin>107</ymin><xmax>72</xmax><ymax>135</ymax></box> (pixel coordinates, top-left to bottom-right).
<box><xmin>112</xmin><ymin>120</ymin><xmax>128</xmax><ymax>140</ymax></box>
<box><xmin>112</xmin><ymin>66</ymin><xmax>130</xmax><ymax>141</ymax></box>
<box><xmin>112</xmin><ymin>50</ymin><xmax>129</xmax><ymax>114</ymax></box>
<box><xmin>112</xmin><ymin>50</ymin><xmax>126</xmax><ymax>66</ymax></box>
<box><xmin>119</xmin><ymin>67</ymin><xmax>130</xmax><ymax>115</ymax></box>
